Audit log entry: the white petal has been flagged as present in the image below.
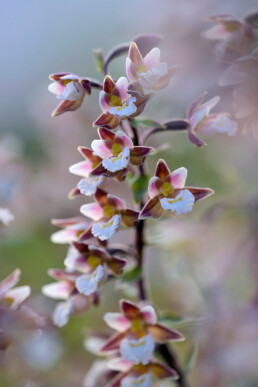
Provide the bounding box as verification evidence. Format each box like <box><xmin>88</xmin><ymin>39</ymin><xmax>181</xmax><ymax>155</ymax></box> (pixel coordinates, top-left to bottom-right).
<box><xmin>0</xmin><ymin>207</ymin><xmax>14</xmax><ymax>226</ymax></box>
<box><xmin>57</xmin><ymin>81</ymin><xmax>84</xmax><ymax>101</ymax></box>
<box><xmin>120</xmin><ymin>334</ymin><xmax>154</xmax><ymax>365</ymax></box>
<box><xmin>121</xmin><ymin>373</ymin><xmax>152</xmax><ymax>387</ymax></box>
<box><xmin>64</xmin><ymin>246</ymin><xmax>79</xmax><ymax>270</ymax></box>
<box><xmin>109</xmin><ymin>96</ymin><xmax>137</xmax><ymax>118</ymax></box>
<box><xmin>92</xmin><ymin>214</ymin><xmax>121</xmax><ymax>241</ymax></box>
<box><xmin>4</xmin><ymin>286</ymin><xmax>31</xmax><ymax>309</ymax></box>
<box><xmin>53</xmin><ymin>299</ymin><xmax>73</xmax><ymax>327</ymax></box>
<box><xmin>75</xmin><ymin>265</ymin><xmax>104</xmax><ymax>296</ymax></box>
<box><xmin>160</xmin><ymin>189</ymin><xmax>195</xmax><ymax>215</ymax></box>
<box><xmin>78</xmin><ymin>176</ymin><xmax>104</xmax><ymax>196</ymax></box>
<box><xmin>102</xmin><ymin>147</ymin><xmax>130</xmax><ymax>172</ymax></box>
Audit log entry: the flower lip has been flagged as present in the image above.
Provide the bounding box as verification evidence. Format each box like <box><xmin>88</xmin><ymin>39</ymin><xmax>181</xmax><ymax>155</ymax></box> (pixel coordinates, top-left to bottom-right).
<box><xmin>160</xmin><ymin>189</ymin><xmax>195</xmax><ymax>215</ymax></box>
<box><xmin>120</xmin><ymin>334</ymin><xmax>155</xmax><ymax>365</ymax></box>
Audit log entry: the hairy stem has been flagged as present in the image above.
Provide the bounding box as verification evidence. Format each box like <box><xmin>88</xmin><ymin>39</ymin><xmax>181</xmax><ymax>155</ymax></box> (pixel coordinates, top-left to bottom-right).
<box><xmin>131</xmin><ymin>121</ymin><xmax>190</xmax><ymax>387</ymax></box>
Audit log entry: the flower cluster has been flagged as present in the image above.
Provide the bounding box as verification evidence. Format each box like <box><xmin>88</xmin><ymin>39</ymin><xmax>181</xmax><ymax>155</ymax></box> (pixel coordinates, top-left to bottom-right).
<box><xmin>98</xmin><ymin>300</ymin><xmax>182</xmax><ymax>387</ymax></box>
<box><xmin>204</xmin><ymin>10</ymin><xmax>258</xmax><ymax>137</ymax></box>
<box><xmin>44</xmin><ymin>34</ymin><xmax>224</xmax><ymax>386</ymax></box>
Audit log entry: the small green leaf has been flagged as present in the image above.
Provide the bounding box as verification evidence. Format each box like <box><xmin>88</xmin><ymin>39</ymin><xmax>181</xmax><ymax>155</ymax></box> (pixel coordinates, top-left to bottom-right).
<box><xmin>130</xmin><ymin>117</ymin><xmax>165</xmax><ymax>129</ymax></box>
<box><xmin>93</xmin><ymin>49</ymin><xmax>104</xmax><ymax>74</ymax></box>
<box><xmin>129</xmin><ymin>174</ymin><xmax>149</xmax><ymax>203</ymax></box>
<box><xmin>122</xmin><ymin>266</ymin><xmax>142</xmax><ymax>283</ymax></box>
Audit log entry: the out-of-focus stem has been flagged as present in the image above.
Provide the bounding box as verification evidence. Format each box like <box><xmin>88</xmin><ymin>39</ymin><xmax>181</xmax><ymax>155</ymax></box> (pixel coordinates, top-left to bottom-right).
<box><xmin>130</xmin><ymin>120</ymin><xmax>190</xmax><ymax>387</ymax></box>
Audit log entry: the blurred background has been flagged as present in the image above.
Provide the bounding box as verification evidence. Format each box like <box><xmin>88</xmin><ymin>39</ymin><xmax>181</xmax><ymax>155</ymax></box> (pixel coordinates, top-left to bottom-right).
<box><xmin>1</xmin><ymin>0</ymin><xmax>258</xmax><ymax>386</ymax></box>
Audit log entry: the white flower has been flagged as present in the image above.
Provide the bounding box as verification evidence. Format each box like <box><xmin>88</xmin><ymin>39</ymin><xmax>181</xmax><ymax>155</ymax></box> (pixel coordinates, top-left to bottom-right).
<box><xmin>0</xmin><ymin>207</ymin><xmax>14</xmax><ymax>226</ymax></box>
<box><xmin>57</xmin><ymin>80</ymin><xmax>84</xmax><ymax>101</ymax></box>
<box><xmin>160</xmin><ymin>189</ymin><xmax>195</xmax><ymax>215</ymax></box>
<box><xmin>109</xmin><ymin>96</ymin><xmax>137</xmax><ymax>118</ymax></box>
<box><xmin>209</xmin><ymin>114</ymin><xmax>238</xmax><ymax>136</ymax></box>
<box><xmin>102</xmin><ymin>147</ymin><xmax>130</xmax><ymax>172</ymax></box>
<box><xmin>75</xmin><ymin>265</ymin><xmax>105</xmax><ymax>296</ymax></box>
<box><xmin>139</xmin><ymin>62</ymin><xmax>168</xmax><ymax>89</ymax></box>
<box><xmin>120</xmin><ymin>334</ymin><xmax>154</xmax><ymax>365</ymax></box>
<box><xmin>53</xmin><ymin>299</ymin><xmax>73</xmax><ymax>327</ymax></box>
<box><xmin>121</xmin><ymin>373</ymin><xmax>152</xmax><ymax>387</ymax></box>
<box><xmin>92</xmin><ymin>214</ymin><xmax>121</xmax><ymax>241</ymax></box>
<box><xmin>78</xmin><ymin>176</ymin><xmax>104</xmax><ymax>196</ymax></box>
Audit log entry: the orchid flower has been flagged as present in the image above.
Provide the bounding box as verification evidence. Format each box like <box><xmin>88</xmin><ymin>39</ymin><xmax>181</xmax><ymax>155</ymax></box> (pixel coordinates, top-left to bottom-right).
<box><xmin>0</xmin><ymin>269</ymin><xmax>30</xmax><ymax>310</ymax></box>
<box><xmin>80</xmin><ymin>189</ymin><xmax>138</xmax><ymax>241</ymax></box>
<box><xmin>126</xmin><ymin>42</ymin><xmax>180</xmax><ymax>90</ymax></box>
<box><xmin>139</xmin><ymin>159</ymin><xmax>213</xmax><ymax>219</ymax></box>
<box><xmin>107</xmin><ymin>358</ymin><xmax>178</xmax><ymax>387</ymax></box>
<box><xmin>204</xmin><ymin>14</ymin><xmax>254</xmax><ymax>62</ymax></box>
<box><xmin>90</xmin><ymin>128</ymin><xmax>152</xmax><ymax>177</ymax></box>
<box><xmin>42</xmin><ymin>268</ymin><xmax>90</xmax><ymax>327</ymax></box>
<box><xmin>65</xmin><ymin>242</ymin><xmax>126</xmax><ymax>296</ymax></box>
<box><xmin>186</xmin><ymin>92</ymin><xmax>238</xmax><ymax>147</ymax></box>
<box><xmin>94</xmin><ymin>75</ymin><xmax>151</xmax><ymax>129</ymax></box>
<box><xmin>69</xmin><ymin>147</ymin><xmax>104</xmax><ymax>198</ymax></box>
<box><xmin>48</xmin><ymin>72</ymin><xmax>91</xmax><ymax>117</ymax></box>
<box><xmin>100</xmin><ymin>300</ymin><xmax>184</xmax><ymax>366</ymax></box>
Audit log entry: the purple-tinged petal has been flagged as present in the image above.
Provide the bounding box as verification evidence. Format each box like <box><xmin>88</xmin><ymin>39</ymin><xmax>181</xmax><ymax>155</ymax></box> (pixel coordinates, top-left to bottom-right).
<box><xmin>42</xmin><ymin>281</ymin><xmax>72</xmax><ymax>300</ymax></box>
<box><xmin>80</xmin><ymin>203</ymin><xmax>104</xmax><ymax>221</ymax></box>
<box><xmin>99</xmin><ymin>90</ymin><xmax>112</xmax><ymax>113</ymax></box>
<box><xmin>121</xmin><ymin>209</ymin><xmax>139</xmax><ymax>227</ymax></box>
<box><xmin>48</xmin><ymin>82</ymin><xmax>65</xmax><ymax>96</ymax></box>
<box><xmin>78</xmin><ymin>226</ymin><xmax>94</xmax><ymax>241</ymax></box>
<box><xmin>143</xmin><ymin>47</ymin><xmax>161</xmax><ymax>70</ymax></box>
<box><xmin>115</xmin><ymin>130</ymin><xmax>133</xmax><ymax>149</ymax></box>
<box><xmin>69</xmin><ymin>160</ymin><xmax>94</xmax><ymax>177</ymax></box>
<box><xmin>139</xmin><ymin>197</ymin><xmax>163</xmax><ymax>220</ymax></box>
<box><xmin>201</xmin><ymin>96</ymin><xmax>220</xmax><ymax>115</ymax></box>
<box><xmin>120</xmin><ymin>300</ymin><xmax>139</xmax><ymax>319</ymax></box>
<box><xmin>170</xmin><ymin>167</ymin><xmax>187</xmax><ymax>189</ymax></box>
<box><xmin>100</xmin><ymin>331</ymin><xmax>128</xmax><ymax>352</ymax></box>
<box><xmin>155</xmin><ymin>159</ymin><xmax>170</xmax><ymax>178</ymax></box>
<box><xmin>186</xmin><ymin>92</ymin><xmax>207</xmax><ymax>120</ymax></box>
<box><xmin>140</xmin><ymin>305</ymin><xmax>157</xmax><ymax>325</ymax></box>
<box><xmin>95</xmin><ymin>188</ymin><xmax>108</xmax><ymax>204</ymax></box>
<box><xmin>108</xmin><ymin>357</ymin><xmax>132</xmax><ymax>372</ymax></box>
<box><xmin>188</xmin><ymin>129</ymin><xmax>207</xmax><ymax>147</ymax></box>
<box><xmin>51</xmin><ymin>217</ymin><xmax>84</xmax><ymax>228</ymax></box>
<box><xmin>98</xmin><ymin>127</ymin><xmax>116</xmax><ymax>141</ymax></box>
<box><xmin>128</xmin><ymin>42</ymin><xmax>143</xmax><ymax>65</ymax></box>
<box><xmin>104</xmin><ymin>313</ymin><xmax>131</xmax><ymax>332</ymax></box>
<box><xmin>107</xmin><ymin>194</ymin><xmax>125</xmax><ymax>210</ymax></box>
<box><xmin>148</xmin><ymin>323</ymin><xmax>184</xmax><ymax>342</ymax></box>
<box><xmin>114</xmin><ymin>77</ymin><xmax>130</xmax><ymax>103</ymax></box>
<box><xmin>51</xmin><ymin>228</ymin><xmax>82</xmax><ymax>244</ymax></box>
<box><xmin>68</xmin><ymin>186</ymin><xmax>81</xmax><ymax>199</ymax></box>
<box><xmin>108</xmin><ymin>257</ymin><xmax>127</xmax><ymax>276</ymax></box>
<box><xmin>94</xmin><ymin>113</ymin><xmax>120</xmax><ymax>129</ymax></box>
<box><xmin>126</xmin><ymin>57</ymin><xmax>139</xmax><ymax>82</ymax></box>
<box><xmin>151</xmin><ymin>65</ymin><xmax>181</xmax><ymax>91</ymax></box>
<box><xmin>48</xmin><ymin>269</ymin><xmax>79</xmax><ymax>282</ymax></box>
<box><xmin>186</xmin><ymin>186</ymin><xmax>214</xmax><ymax>201</ymax></box>
<box><xmin>49</xmin><ymin>72</ymin><xmax>72</xmax><ymax>82</ymax></box>
<box><xmin>130</xmin><ymin>146</ymin><xmax>153</xmax><ymax>166</ymax></box>
<box><xmin>148</xmin><ymin>176</ymin><xmax>163</xmax><ymax>199</ymax></box>
<box><xmin>103</xmin><ymin>75</ymin><xmax>116</xmax><ymax>93</ymax></box>
<box><xmin>90</xmin><ymin>163</ymin><xmax>109</xmax><ymax>177</ymax></box>
<box><xmin>78</xmin><ymin>146</ymin><xmax>95</xmax><ymax>160</ymax></box>
<box><xmin>51</xmin><ymin>98</ymin><xmax>84</xmax><ymax>117</ymax></box>
<box><xmin>0</xmin><ymin>269</ymin><xmax>21</xmax><ymax>299</ymax></box>
<box><xmin>91</xmin><ymin>139</ymin><xmax>113</xmax><ymax>159</ymax></box>
<box><xmin>149</xmin><ymin>361</ymin><xmax>178</xmax><ymax>380</ymax></box>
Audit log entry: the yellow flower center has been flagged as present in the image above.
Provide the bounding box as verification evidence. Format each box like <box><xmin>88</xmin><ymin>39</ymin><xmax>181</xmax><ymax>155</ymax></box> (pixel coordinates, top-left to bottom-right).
<box><xmin>112</xmin><ymin>143</ymin><xmax>123</xmax><ymax>156</ymax></box>
<box><xmin>131</xmin><ymin>319</ymin><xmax>143</xmax><ymax>332</ymax></box>
<box><xmin>88</xmin><ymin>255</ymin><xmax>101</xmax><ymax>268</ymax></box>
<box><xmin>133</xmin><ymin>364</ymin><xmax>147</xmax><ymax>373</ymax></box>
<box><xmin>110</xmin><ymin>95</ymin><xmax>122</xmax><ymax>107</ymax></box>
<box><xmin>162</xmin><ymin>182</ymin><xmax>174</xmax><ymax>197</ymax></box>
<box><xmin>103</xmin><ymin>205</ymin><xmax>115</xmax><ymax>218</ymax></box>
<box><xmin>138</xmin><ymin>64</ymin><xmax>148</xmax><ymax>73</ymax></box>
<box><xmin>115</xmin><ymin>102</ymin><xmax>128</xmax><ymax>111</ymax></box>
<box><xmin>102</xmin><ymin>219</ymin><xmax>114</xmax><ymax>228</ymax></box>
